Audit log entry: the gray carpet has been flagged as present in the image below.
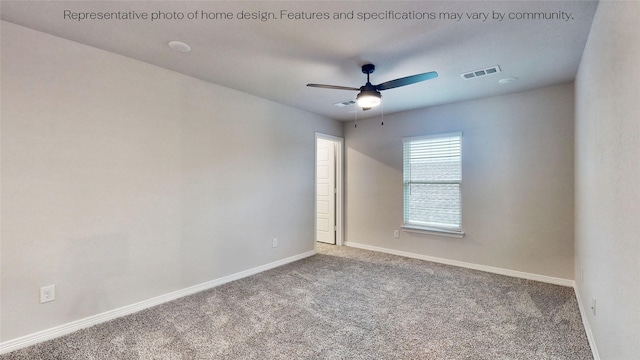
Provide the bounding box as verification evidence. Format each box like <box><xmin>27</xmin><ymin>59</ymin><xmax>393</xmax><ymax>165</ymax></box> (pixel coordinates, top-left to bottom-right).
<box><xmin>1</xmin><ymin>244</ymin><xmax>592</xmax><ymax>359</ymax></box>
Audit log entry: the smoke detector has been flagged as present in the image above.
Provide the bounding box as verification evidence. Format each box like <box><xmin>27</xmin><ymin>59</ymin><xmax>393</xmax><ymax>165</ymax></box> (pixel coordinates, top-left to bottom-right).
<box><xmin>461</xmin><ymin>65</ymin><xmax>501</xmax><ymax>80</ymax></box>
<box><xmin>168</xmin><ymin>41</ymin><xmax>191</xmax><ymax>53</ymax></box>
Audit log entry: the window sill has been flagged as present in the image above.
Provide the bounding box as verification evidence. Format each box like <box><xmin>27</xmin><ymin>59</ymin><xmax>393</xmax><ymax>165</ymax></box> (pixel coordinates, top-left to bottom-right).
<box><xmin>401</xmin><ymin>225</ymin><xmax>465</xmax><ymax>238</ymax></box>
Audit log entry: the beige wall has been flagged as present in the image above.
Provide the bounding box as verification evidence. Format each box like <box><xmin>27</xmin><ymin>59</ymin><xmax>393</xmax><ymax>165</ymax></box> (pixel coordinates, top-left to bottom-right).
<box><xmin>575</xmin><ymin>1</ymin><xmax>640</xmax><ymax>359</ymax></box>
<box><xmin>344</xmin><ymin>83</ymin><xmax>575</xmax><ymax>280</ymax></box>
<box><xmin>0</xmin><ymin>21</ymin><xmax>341</xmax><ymax>341</ymax></box>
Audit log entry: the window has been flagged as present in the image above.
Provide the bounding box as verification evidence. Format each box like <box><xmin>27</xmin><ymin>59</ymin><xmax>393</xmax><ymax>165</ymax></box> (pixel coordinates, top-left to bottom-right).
<box><xmin>402</xmin><ymin>132</ymin><xmax>463</xmax><ymax>236</ymax></box>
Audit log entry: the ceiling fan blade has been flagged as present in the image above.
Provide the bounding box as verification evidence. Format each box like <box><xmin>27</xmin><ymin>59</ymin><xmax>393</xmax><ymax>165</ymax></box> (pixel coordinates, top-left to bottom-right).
<box><xmin>375</xmin><ymin>71</ymin><xmax>438</xmax><ymax>91</ymax></box>
<box><xmin>307</xmin><ymin>84</ymin><xmax>360</xmax><ymax>91</ymax></box>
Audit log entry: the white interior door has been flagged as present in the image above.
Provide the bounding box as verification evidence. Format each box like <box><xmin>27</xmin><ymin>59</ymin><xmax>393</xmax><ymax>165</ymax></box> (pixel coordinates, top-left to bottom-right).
<box><xmin>316</xmin><ymin>138</ymin><xmax>336</xmax><ymax>244</ymax></box>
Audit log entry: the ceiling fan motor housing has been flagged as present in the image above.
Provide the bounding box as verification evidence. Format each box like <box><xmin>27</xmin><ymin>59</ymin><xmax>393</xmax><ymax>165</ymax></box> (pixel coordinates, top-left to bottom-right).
<box><xmin>356</xmin><ymin>84</ymin><xmax>382</xmax><ymax>108</ymax></box>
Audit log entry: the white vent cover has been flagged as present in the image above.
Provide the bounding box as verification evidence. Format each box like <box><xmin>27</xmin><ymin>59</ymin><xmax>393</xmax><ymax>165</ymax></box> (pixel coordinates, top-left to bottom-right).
<box><xmin>334</xmin><ymin>99</ymin><xmax>356</xmax><ymax>107</ymax></box>
<box><xmin>461</xmin><ymin>65</ymin><xmax>501</xmax><ymax>80</ymax></box>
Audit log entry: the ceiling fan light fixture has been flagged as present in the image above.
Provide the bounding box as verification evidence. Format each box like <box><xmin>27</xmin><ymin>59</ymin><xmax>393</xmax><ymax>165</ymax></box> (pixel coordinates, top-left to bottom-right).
<box><xmin>356</xmin><ymin>90</ymin><xmax>381</xmax><ymax>108</ymax></box>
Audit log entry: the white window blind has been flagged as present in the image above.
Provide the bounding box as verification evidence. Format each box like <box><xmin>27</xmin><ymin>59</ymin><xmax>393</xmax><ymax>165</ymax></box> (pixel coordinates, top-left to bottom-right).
<box><xmin>403</xmin><ymin>132</ymin><xmax>462</xmax><ymax>232</ymax></box>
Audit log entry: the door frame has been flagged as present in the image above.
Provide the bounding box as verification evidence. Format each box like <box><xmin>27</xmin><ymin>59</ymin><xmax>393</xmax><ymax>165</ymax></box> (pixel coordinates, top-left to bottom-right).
<box><xmin>315</xmin><ymin>133</ymin><xmax>344</xmax><ymax>247</ymax></box>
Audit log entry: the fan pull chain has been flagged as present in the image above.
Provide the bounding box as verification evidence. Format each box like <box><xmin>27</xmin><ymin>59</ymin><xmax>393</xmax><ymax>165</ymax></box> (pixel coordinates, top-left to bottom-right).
<box><xmin>381</xmin><ymin>101</ymin><xmax>384</xmax><ymax>126</ymax></box>
<box><xmin>354</xmin><ymin>106</ymin><xmax>358</xmax><ymax>128</ymax></box>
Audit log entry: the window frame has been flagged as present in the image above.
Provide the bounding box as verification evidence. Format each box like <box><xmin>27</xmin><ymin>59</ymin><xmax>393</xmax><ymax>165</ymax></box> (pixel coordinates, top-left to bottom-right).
<box><xmin>402</xmin><ymin>132</ymin><xmax>464</xmax><ymax>238</ymax></box>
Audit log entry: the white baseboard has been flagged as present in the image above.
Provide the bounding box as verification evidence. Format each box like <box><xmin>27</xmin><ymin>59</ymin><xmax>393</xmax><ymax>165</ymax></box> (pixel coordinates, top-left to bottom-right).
<box><xmin>344</xmin><ymin>242</ymin><xmax>574</xmax><ymax>287</ymax></box>
<box><xmin>573</xmin><ymin>286</ymin><xmax>601</xmax><ymax>360</ymax></box>
<box><xmin>0</xmin><ymin>250</ymin><xmax>316</xmax><ymax>355</ymax></box>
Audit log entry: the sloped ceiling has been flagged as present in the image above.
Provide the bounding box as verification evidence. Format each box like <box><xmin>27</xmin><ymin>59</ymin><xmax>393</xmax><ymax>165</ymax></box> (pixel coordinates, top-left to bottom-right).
<box><xmin>1</xmin><ymin>1</ymin><xmax>598</xmax><ymax>121</ymax></box>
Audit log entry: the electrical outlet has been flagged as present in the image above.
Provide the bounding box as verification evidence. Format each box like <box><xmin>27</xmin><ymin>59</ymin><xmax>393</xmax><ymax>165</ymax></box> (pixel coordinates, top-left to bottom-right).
<box><xmin>40</xmin><ymin>285</ymin><xmax>55</xmax><ymax>303</ymax></box>
<box><xmin>272</xmin><ymin>238</ymin><xmax>278</xmax><ymax>248</ymax></box>
<box><xmin>591</xmin><ymin>297</ymin><xmax>597</xmax><ymax>316</ymax></box>
<box><xmin>580</xmin><ymin>268</ymin><xmax>584</xmax><ymax>284</ymax></box>
<box><xmin>393</xmin><ymin>230</ymin><xmax>400</xmax><ymax>239</ymax></box>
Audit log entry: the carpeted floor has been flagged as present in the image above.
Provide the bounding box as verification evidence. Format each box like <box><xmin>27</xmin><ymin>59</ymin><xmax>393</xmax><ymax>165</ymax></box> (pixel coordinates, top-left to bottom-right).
<box><xmin>1</xmin><ymin>243</ymin><xmax>592</xmax><ymax>359</ymax></box>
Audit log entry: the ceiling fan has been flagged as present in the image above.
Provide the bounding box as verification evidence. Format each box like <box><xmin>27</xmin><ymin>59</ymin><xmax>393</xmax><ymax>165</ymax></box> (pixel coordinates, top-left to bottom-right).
<box><xmin>307</xmin><ymin>64</ymin><xmax>438</xmax><ymax>110</ymax></box>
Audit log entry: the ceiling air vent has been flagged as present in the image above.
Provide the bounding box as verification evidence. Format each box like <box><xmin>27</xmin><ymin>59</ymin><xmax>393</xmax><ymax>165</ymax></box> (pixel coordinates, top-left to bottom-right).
<box><xmin>334</xmin><ymin>99</ymin><xmax>356</xmax><ymax>107</ymax></box>
<box><xmin>461</xmin><ymin>65</ymin><xmax>501</xmax><ymax>80</ymax></box>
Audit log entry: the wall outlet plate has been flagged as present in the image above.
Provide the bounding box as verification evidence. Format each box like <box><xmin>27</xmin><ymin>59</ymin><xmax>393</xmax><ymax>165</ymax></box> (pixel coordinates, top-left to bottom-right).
<box><xmin>272</xmin><ymin>238</ymin><xmax>278</xmax><ymax>248</ymax></box>
<box><xmin>40</xmin><ymin>285</ymin><xmax>55</xmax><ymax>303</ymax></box>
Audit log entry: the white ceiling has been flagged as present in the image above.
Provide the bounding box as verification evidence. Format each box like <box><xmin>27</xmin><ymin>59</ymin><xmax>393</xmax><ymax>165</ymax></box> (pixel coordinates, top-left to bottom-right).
<box><xmin>1</xmin><ymin>1</ymin><xmax>598</xmax><ymax>121</ymax></box>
